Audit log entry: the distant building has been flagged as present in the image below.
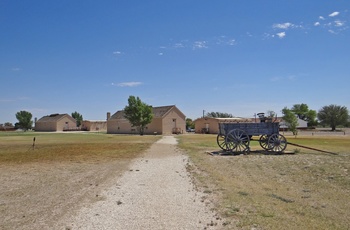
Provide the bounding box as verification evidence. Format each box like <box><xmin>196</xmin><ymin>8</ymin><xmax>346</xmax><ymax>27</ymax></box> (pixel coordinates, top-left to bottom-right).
<box><xmin>81</xmin><ymin>120</ymin><xmax>107</xmax><ymax>132</ymax></box>
<box><xmin>194</xmin><ymin>117</ymin><xmax>253</xmax><ymax>134</ymax></box>
<box><xmin>35</xmin><ymin>114</ymin><xmax>77</xmax><ymax>132</ymax></box>
<box><xmin>0</xmin><ymin>124</ymin><xmax>15</xmax><ymax>131</ymax></box>
<box><xmin>107</xmin><ymin>105</ymin><xmax>186</xmax><ymax>135</ymax></box>
<box><xmin>279</xmin><ymin>118</ymin><xmax>308</xmax><ymax>130</ymax></box>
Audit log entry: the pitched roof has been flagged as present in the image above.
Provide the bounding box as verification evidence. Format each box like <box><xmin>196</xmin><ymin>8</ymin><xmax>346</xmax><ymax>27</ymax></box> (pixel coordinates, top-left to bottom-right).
<box><xmin>152</xmin><ymin>105</ymin><xmax>176</xmax><ymax>117</ymax></box>
<box><xmin>37</xmin><ymin>114</ymin><xmax>75</xmax><ymax>122</ymax></box>
<box><xmin>109</xmin><ymin>105</ymin><xmax>180</xmax><ymax>120</ymax></box>
<box><xmin>194</xmin><ymin>117</ymin><xmax>253</xmax><ymax>123</ymax></box>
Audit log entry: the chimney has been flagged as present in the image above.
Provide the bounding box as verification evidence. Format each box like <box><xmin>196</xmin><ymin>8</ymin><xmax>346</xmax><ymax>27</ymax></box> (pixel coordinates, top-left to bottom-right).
<box><xmin>107</xmin><ymin>112</ymin><xmax>111</xmax><ymax>121</ymax></box>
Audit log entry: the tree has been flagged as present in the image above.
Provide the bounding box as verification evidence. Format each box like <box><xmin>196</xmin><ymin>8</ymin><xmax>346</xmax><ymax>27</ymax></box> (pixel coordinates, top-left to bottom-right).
<box><xmin>15</xmin><ymin>111</ymin><xmax>33</xmax><ymax>131</ymax></box>
<box><xmin>282</xmin><ymin>107</ymin><xmax>298</xmax><ymax>136</ymax></box>
<box><xmin>186</xmin><ymin>118</ymin><xmax>194</xmax><ymax>129</ymax></box>
<box><xmin>317</xmin><ymin>104</ymin><xmax>349</xmax><ymax>131</ymax></box>
<box><xmin>124</xmin><ymin>96</ymin><xmax>153</xmax><ymax>135</ymax></box>
<box><xmin>266</xmin><ymin>110</ymin><xmax>276</xmax><ymax>118</ymax></box>
<box><xmin>71</xmin><ymin>111</ymin><xmax>83</xmax><ymax>127</ymax></box>
<box><xmin>291</xmin><ymin>103</ymin><xmax>317</xmax><ymax>127</ymax></box>
<box><xmin>4</xmin><ymin>122</ymin><xmax>13</xmax><ymax>127</ymax></box>
<box><xmin>206</xmin><ymin>111</ymin><xmax>233</xmax><ymax>118</ymax></box>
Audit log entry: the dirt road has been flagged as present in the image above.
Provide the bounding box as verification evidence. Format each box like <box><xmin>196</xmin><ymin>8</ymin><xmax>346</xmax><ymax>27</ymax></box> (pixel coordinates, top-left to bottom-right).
<box><xmin>1</xmin><ymin>136</ymin><xmax>223</xmax><ymax>230</ymax></box>
<box><xmin>55</xmin><ymin>136</ymin><xmax>222</xmax><ymax>229</ymax></box>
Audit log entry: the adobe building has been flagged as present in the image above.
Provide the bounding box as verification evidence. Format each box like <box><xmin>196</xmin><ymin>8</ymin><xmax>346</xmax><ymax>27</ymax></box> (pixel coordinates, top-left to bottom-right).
<box><xmin>107</xmin><ymin>105</ymin><xmax>186</xmax><ymax>135</ymax></box>
<box><xmin>35</xmin><ymin>113</ymin><xmax>77</xmax><ymax>132</ymax></box>
<box><xmin>194</xmin><ymin>117</ymin><xmax>253</xmax><ymax>134</ymax></box>
<box><xmin>81</xmin><ymin>120</ymin><xmax>107</xmax><ymax>132</ymax></box>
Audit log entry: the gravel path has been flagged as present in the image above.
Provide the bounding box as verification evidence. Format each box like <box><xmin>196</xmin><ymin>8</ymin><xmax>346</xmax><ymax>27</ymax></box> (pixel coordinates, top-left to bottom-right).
<box><xmin>61</xmin><ymin>136</ymin><xmax>223</xmax><ymax>230</ymax></box>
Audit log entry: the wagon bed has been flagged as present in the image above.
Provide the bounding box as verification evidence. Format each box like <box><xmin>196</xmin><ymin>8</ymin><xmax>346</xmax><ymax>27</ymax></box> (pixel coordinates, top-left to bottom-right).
<box><xmin>219</xmin><ymin>122</ymin><xmax>280</xmax><ymax>136</ymax></box>
<box><xmin>217</xmin><ymin>122</ymin><xmax>287</xmax><ymax>154</ymax></box>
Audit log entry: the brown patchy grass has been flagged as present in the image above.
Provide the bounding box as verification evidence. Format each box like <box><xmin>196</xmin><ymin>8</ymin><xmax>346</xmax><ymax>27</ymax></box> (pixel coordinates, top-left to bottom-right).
<box><xmin>178</xmin><ymin>134</ymin><xmax>350</xmax><ymax>230</ymax></box>
<box><xmin>0</xmin><ymin>132</ymin><xmax>160</xmax><ymax>164</ymax></box>
<box><xmin>0</xmin><ymin>132</ymin><xmax>161</xmax><ymax>229</ymax></box>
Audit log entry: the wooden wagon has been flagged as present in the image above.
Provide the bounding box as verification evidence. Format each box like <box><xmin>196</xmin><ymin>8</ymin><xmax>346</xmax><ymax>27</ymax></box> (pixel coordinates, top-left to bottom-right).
<box><xmin>217</xmin><ymin>122</ymin><xmax>287</xmax><ymax>154</ymax></box>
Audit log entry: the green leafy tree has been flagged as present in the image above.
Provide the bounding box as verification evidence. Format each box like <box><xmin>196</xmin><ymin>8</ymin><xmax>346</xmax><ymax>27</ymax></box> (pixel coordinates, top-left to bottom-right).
<box><xmin>4</xmin><ymin>122</ymin><xmax>13</xmax><ymax>127</ymax></box>
<box><xmin>124</xmin><ymin>96</ymin><xmax>153</xmax><ymax>135</ymax></box>
<box><xmin>266</xmin><ymin>110</ymin><xmax>276</xmax><ymax>118</ymax></box>
<box><xmin>186</xmin><ymin>118</ymin><xmax>194</xmax><ymax>129</ymax></box>
<box><xmin>15</xmin><ymin>110</ymin><xmax>33</xmax><ymax>131</ymax></box>
<box><xmin>317</xmin><ymin>104</ymin><xmax>349</xmax><ymax>131</ymax></box>
<box><xmin>265</xmin><ymin>110</ymin><xmax>277</xmax><ymax>122</ymax></box>
<box><xmin>291</xmin><ymin>103</ymin><xmax>317</xmax><ymax>127</ymax></box>
<box><xmin>71</xmin><ymin>111</ymin><xmax>83</xmax><ymax>127</ymax></box>
<box><xmin>206</xmin><ymin>112</ymin><xmax>233</xmax><ymax>118</ymax></box>
<box><xmin>282</xmin><ymin>107</ymin><xmax>298</xmax><ymax>136</ymax></box>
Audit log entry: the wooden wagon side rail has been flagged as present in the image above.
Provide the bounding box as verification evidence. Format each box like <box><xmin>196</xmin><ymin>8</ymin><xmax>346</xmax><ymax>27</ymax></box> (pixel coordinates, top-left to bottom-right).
<box><xmin>219</xmin><ymin>122</ymin><xmax>280</xmax><ymax>136</ymax></box>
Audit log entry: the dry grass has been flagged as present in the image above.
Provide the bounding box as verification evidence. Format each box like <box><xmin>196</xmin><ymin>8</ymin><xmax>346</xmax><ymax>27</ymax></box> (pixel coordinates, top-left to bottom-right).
<box><xmin>0</xmin><ymin>132</ymin><xmax>161</xmax><ymax>229</ymax></box>
<box><xmin>0</xmin><ymin>132</ymin><xmax>161</xmax><ymax>164</ymax></box>
<box><xmin>178</xmin><ymin>134</ymin><xmax>350</xmax><ymax>230</ymax></box>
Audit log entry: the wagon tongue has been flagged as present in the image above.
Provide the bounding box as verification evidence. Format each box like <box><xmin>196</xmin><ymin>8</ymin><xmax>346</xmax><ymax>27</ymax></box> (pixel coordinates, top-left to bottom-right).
<box><xmin>287</xmin><ymin>142</ymin><xmax>338</xmax><ymax>155</ymax></box>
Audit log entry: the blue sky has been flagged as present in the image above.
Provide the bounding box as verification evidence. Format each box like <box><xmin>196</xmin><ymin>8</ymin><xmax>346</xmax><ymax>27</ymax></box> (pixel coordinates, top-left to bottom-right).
<box><xmin>1</xmin><ymin>1</ymin><xmax>349</xmax><ymax>124</ymax></box>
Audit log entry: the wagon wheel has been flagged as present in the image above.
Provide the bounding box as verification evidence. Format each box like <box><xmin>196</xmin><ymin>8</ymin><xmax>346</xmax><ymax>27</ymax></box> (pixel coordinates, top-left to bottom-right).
<box><xmin>259</xmin><ymin>135</ymin><xmax>272</xmax><ymax>150</ymax></box>
<box><xmin>267</xmin><ymin>134</ymin><xmax>287</xmax><ymax>153</ymax></box>
<box><xmin>225</xmin><ymin>129</ymin><xmax>250</xmax><ymax>153</ymax></box>
<box><xmin>216</xmin><ymin>134</ymin><xmax>228</xmax><ymax>151</ymax></box>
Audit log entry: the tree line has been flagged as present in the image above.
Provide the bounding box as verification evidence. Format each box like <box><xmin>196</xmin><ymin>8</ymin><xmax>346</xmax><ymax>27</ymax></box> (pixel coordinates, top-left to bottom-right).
<box><xmin>192</xmin><ymin>103</ymin><xmax>349</xmax><ymax>133</ymax></box>
<box><xmin>2</xmin><ymin>100</ymin><xmax>349</xmax><ymax>133</ymax></box>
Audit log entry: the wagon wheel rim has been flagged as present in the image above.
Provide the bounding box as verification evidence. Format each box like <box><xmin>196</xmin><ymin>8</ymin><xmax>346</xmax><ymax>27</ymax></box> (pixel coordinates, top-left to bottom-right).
<box><xmin>216</xmin><ymin>134</ymin><xmax>228</xmax><ymax>151</ymax></box>
<box><xmin>267</xmin><ymin>134</ymin><xmax>287</xmax><ymax>152</ymax></box>
<box><xmin>225</xmin><ymin>129</ymin><xmax>250</xmax><ymax>153</ymax></box>
<box><xmin>259</xmin><ymin>135</ymin><xmax>272</xmax><ymax>150</ymax></box>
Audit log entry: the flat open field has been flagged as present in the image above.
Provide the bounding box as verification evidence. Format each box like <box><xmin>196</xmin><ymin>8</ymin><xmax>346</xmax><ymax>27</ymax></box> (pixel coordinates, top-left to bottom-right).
<box><xmin>1</xmin><ymin>131</ymin><xmax>349</xmax><ymax>229</ymax></box>
<box><xmin>0</xmin><ymin>132</ymin><xmax>161</xmax><ymax>230</ymax></box>
<box><xmin>178</xmin><ymin>133</ymin><xmax>350</xmax><ymax>230</ymax></box>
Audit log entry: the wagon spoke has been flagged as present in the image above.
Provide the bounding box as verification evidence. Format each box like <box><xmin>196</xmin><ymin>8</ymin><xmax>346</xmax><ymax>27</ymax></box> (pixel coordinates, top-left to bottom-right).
<box><xmin>225</xmin><ymin>129</ymin><xmax>250</xmax><ymax>154</ymax></box>
<box><xmin>216</xmin><ymin>134</ymin><xmax>228</xmax><ymax>151</ymax></box>
<box><xmin>259</xmin><ymin>135</ymin><xmax>271</xmax><ymax>150</ymax></box>
<box><xmin>268</xmin><ymin>134</ymin><xmax>287</xmax><ymax>153</ymax></box>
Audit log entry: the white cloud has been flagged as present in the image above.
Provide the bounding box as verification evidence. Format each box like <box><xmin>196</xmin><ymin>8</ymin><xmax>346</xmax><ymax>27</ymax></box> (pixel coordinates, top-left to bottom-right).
<box><xmin>329</xmin><ymin>12</ymin><xmax>340</xmax><ymax>17</ymax></box>
<box><xmin>113</xmin><ymin>82</ymin><xmax>143</xmax><ymax>87</ymax></box>
<box><xmin>227</xmin><ymin>39</ymin><xmax>236</xmax><ymax>46</ymax></box>
<box><xmin>113</xmin><ymin>51</ymin><xmax>122</xmax><ymax>55</ymax></box>
<box><xmin>319</xmin><ymin>16</ymin><xmax>325</xmax><ymax>20</ymax></box>
<box><xmin>314</xmin><ymin>22</ymin><xmax>320</xmax><ymax>26</ymax></box>
<box><xmin>158</xmin><ymin>52</ymin><xmax>164</xmax><ymax>56</ymax></box>
<box><xmin>193</xmin><ymin>41</ymin><xmax>208</xmax><ymax>49</ymax></box>
<box><xmin>273</xmin><ymin>22</ymin><xmax>294</xmax><ymax>29</ymax></box>
<box><xmin>276</xmin><ymin>32</ymin><xmax>286</xmax><ymax>38</ymax></box>
<box><xmin>334</xmin><ymin>20</ymin><xmax>345</xmax><ymax>27</ymax></box>
<box><xmin>174</xmin><ymin>43</ymin><xmax>185</xmax><ymax>48</ymax></box>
